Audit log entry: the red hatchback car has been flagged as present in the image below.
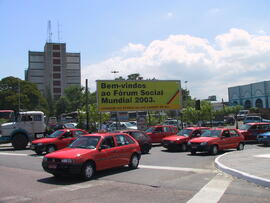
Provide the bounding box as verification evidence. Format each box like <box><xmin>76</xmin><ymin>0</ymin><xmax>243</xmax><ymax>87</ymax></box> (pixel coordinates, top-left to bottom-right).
<box><xmin>187</xmin><ymin>128</ymin><xmax>245</xmax><ymax>155</ymax></box>
<box><xmin>145</xmin><ymin>125</ymin><xmax>178</xmax><ymax>143</ymax></box>
<box><xmin>31</xmin><ymin>129</ymin><xmax>88</xmax><ymax>155</ymax></box>
<box><xmin>42</xmin><ymin>132</ymin><xmax>141</xmax><ymax>180</ymax></box>
<box><xmin>162</xmin><ymin>127</ymin><xmax>209</xmax><ymax>151</ymax></box>
<box><xmin>238</xmin><ymin>122</ymin><xmax>270</xmax><ymax>140</ymax></box>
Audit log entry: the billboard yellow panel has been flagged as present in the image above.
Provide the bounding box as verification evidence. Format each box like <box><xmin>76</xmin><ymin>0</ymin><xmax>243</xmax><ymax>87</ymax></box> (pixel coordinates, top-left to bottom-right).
<box><xmin>96</xmin><ymin>80</ymin><xmax>182</xmax><ymax>112</ymax></box>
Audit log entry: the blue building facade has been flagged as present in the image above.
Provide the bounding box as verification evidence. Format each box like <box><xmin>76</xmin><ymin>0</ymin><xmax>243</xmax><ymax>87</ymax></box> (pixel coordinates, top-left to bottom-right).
<box><xmin>228</xmin><ymin>81</ymin><xmax>270</xmax><ymax>109</ymax></box>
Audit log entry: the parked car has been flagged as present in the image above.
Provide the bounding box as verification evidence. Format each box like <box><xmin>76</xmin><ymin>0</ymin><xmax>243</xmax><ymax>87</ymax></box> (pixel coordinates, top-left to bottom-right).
<box><xmin>163</xmin><ymin>119</ymin><xmax>182</xmax><ymax>129</ymax></box>
<box><xmin>224</xmin><ymin>116</ymin><xmax>235</xmax><ymax>125</ymax></box>
<box><xmin>30</xmin><ymin>129</ymin><xmax>88</xmax><ymax>155</ymax></box>
<box><xmin>118</xmin><ymin>130</ymin><xmax>152</xmax><ymax>154</ymax></box>
<box><xmin>42</xmin><ymin>132</ymin><xmax>141</xmax><ymax>180</ymax></box>
<box><xmin>145</xmin><ymin>125</ymin><xmax>178</xmax><ymax>143</ymax></box>
<box><xmin>243</xmin><ymin>116</ymin><xmax>270</xmax><ymax>124</ymax></box>
<box><xmin>237</xmin><ymin>110</ymin><xmax>249</xmax><ymax>121</ymax></box>
<box><xmin>257</xmin><ymin>132</ymin><xmax>270</xmax><ymax>146</ymax></box>
<box><xmin>238</xmin><ymin>122</ymin><xmax>270</xmax><ymax>140</ymax></box>
<box><xmin>162</xmin><ymin>127</ymin><xmax>209</xmax><ymax>151</ymax></box>
<box><xmin>108</xmin><ymin>122</ymin><xmax>137</xmax><ymax>131</ymax></box>
<box><xmin>187</xmin><ymin>128</ymin><xmax>245</xmax><ymax>155</ymax></box>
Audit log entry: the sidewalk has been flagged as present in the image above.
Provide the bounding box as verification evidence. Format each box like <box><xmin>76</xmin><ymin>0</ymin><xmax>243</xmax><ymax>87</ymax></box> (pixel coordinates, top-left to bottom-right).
<box><xmin>215</xmin><ymin>147</ymin><xmax>270</xmax><ymax>188</ymax></box>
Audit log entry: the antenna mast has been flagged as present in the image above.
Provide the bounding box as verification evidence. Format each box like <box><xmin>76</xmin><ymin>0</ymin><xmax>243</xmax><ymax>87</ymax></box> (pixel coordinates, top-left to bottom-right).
<box><xmin>47</xmin><ymin>20</ymin><xmax>52</xmax><ymax>43</ymax></box>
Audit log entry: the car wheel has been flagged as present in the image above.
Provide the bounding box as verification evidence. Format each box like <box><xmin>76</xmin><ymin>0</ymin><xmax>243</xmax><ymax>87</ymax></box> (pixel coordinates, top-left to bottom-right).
<box><xmin>263</xmin><ymin>142</ymin><xmax>270</xmax><ymax>147</ymax></box>
<box><xmin>181</xmin><ymin>143</ymin><xmax>187</xmax><ymax>152</ymax></box>
<box><xmin>11</xmin><ymin>134</ymin><xmax>28</xmax><ymax>150</ymax></box>
<box><xmin>46</xmin><ymin>145</ymin><xmax>56</xmax><ymax>154</ymax></box>
<box><xmin>129</xmin><ymin>154</ymin><xmax>139</xmax><ymax>169</ymax></box>
<box><xmin>237</xmin><ymin>142</ymin><xmax>244</xmax><ymax>150</ymax></box>
<box><xmin>52</xmin><ymin>173</ymin><xmax>62</xmax><ymax>179</ymax></box>
<box><xmin>191</xmin><ymin>150</ymin><xmax>196</xmax><ymax>155</ymax></box>
<box><xmin>35</xmin><ymin>150</ymin><xmax>43</xmax><ymax>155</ymax></box>
<box><xmin>210</xmin><ymin>145</ymin><xmax>218</xmax><ymax>155</ymax></box>
<box><xmin>142</xmin><ymin>144</ymin><xmax>150</xmax><ymax>154</ymax></box>
<box><xmin>82</xmin><ymin>162</ymin><xmax>95</xmax><ymax>180</ymax></box>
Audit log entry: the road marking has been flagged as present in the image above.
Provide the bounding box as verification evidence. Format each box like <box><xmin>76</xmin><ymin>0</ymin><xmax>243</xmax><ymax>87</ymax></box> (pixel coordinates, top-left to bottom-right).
<box><xmin>139</xmin><ymin>165</ymin><xmax>215</xmax><ymax>173</ymax></box>
<box><xmin>254</xmin><ymin>154</ymin><xmax>270</xmax><ymax>158</ymax></box>
<box><xmin>187</xmin><ymin>173</ymin><xmax>232</xmax><ymax>203</ymax></box>
<box><xmin>0</xmin><ymin>196</ymin><xmax>32</xmax><ymax>202</ymax></box>
<box><xmin>0</xmin><ymin>152</ymin><xmax>28</xmax><ymax>156</ymax></box>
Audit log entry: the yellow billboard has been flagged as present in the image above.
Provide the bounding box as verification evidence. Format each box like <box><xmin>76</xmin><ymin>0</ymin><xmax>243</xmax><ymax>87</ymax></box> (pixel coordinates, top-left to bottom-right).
<box><xmin>96</xmin><ymin>80</ymin><xmax>182</xmax><ymax>112</ymax></box>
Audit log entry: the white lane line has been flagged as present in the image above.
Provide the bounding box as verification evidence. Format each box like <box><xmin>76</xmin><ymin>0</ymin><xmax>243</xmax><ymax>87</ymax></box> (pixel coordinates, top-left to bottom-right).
<box><xmin>187</xmin><ymin>173</ymin><xmax>232</xmax><ymax>203</ymax></box>
<box><xmin>139</xmin><ymin>165</ymin><xmax>215</xmax><ymax>173</ymax></box>
<box><xmin>254</xmin><ymin>154</ymin><xmax>270</xmax><ymax>158</ymax></box>
<box><xmin>0</xmin><ymin>152</ymin><xmax>28</xmax><ymax>156</ymax></box>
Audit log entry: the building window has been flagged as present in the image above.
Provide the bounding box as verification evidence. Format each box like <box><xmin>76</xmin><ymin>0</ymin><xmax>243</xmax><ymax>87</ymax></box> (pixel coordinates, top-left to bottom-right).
<box><xmin>244</xmin><ymin>100</ymin><xmax>251</xmax><ymax>109</ymax></box>
<box><xmin>53</xmin><ymin>81</ymin><xmax>61</xmax><ymax>86</ymax></box>
<box><xmin>53</xmin><ymin>59</ymin><xmax>61</xmax><ymax>64</ymax></box>
<box><xmin>53</xmin><ymin>66</ymin><xmax>61</xmax><ymax>71</ymax></box>
<box><xmin>53</xmin><ymin>45</ymin><xmax>60</xmax><ymax>50</ymax></box>
<box><xmin>53</xmin><ymin>52</ymin><xmax>60</xmax><ymax>57</ymax></box>
<box><xmin>255</xmin><ymin>99</ymin><xmax>263</xmax><ymax>108</ymax></box>
<box><xmin>53</xmin><ymin>73</ymin><xmax>61</xmax><ymax>79</ymax></box>
<box><xmin>53</xmin><ymin>88</ymin><xmax>61</xmax><ymax>93</ymax></box>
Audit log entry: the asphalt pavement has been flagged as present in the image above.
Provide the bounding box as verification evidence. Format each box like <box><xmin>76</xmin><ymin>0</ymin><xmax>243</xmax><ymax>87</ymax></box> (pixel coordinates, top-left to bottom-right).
<box><xmin>215</xmin><ymin>145</ymin><xmax>270</xmax><ymax>188</ymax></box>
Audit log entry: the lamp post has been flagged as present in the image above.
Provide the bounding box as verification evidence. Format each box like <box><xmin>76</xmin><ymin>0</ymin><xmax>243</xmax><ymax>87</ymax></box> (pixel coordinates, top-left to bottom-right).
<box><xmin>111</xmin><ymin>70</ymin><xmax>119</xmax><ymax>79</ymax></box>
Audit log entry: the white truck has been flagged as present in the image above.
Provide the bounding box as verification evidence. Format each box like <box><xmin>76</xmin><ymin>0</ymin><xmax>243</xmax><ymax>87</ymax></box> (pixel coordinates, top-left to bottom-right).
<box><xmin>0</xmin><ymin>111</ymin><xmax>46</xmax><ymax>149</ymax></box>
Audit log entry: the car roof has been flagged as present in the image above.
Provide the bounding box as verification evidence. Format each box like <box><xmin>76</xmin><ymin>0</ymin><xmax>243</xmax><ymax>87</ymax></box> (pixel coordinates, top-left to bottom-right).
<box><xmin>151</xmin><ymin>125</ymin><xmax>177</xmax><ymax>128</ymax></box>
<box><xmin>184</xmin><ymin>127</ymin><xmax>209</xmax><ymax>130</ymax></box>
<box><xmin>83</xmin><ymin>132</ymin><xmax>129</xmax><ymax>137</ymax></box>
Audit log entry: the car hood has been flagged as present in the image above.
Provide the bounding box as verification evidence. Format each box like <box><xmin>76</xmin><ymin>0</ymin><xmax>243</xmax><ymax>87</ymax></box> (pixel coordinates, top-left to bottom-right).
<box><xmin>45</xmin><ymin>148</ymin><xmax>95</xmax><ymax>159</ymax></box>
<box><xmin>189</xmin><ymin>137</ymin><xmax>219</xmax><ymax>143</ymax></box>
<box><xmin>163</xmin><ymin>135</ymin><xmax>187</xmax><ymax>141</ymax></box>
<box><xmin>32</xmin><ymin>138</ymin><xmax>58</xmax><ymax>144</ymax></box>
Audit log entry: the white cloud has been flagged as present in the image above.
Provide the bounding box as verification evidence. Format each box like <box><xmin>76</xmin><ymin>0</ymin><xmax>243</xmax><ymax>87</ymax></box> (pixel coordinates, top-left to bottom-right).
<box><xmin>167</xmin><ymin>12</ymin><xmax>173</xmax><ymax>18</ymax></box>
<box><xmin>82</xmin><ymin>28</ymin><xmax>270</xmax><ymax>101</ymax></box>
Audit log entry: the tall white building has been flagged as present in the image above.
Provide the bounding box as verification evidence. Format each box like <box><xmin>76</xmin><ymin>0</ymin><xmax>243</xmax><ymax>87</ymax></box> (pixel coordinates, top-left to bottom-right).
<box><xmin>25</xmin><ymin>43</ymin><xmax>81</xmax><ymax>99</ymax></box>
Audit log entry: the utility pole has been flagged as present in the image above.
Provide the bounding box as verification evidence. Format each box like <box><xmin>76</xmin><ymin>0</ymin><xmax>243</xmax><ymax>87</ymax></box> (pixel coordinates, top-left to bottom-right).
<box><xmin>85</xmin><ymin>79</ymin><xmax>90</xmax><ymax>131</ymax></box>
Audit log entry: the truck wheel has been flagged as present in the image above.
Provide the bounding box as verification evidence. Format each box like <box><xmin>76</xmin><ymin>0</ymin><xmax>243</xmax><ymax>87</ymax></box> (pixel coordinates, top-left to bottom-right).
<box><xmin>11</xmin><ymin>134</ymin><xmax>28</xmax><ymax>150</ymax></box>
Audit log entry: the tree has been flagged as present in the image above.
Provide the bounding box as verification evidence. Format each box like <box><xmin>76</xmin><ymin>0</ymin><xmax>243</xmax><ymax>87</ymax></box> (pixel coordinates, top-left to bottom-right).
<box><xmin>64</xmin><ymin>85</ymin><xmax>84</xmax><ymax>112</ymax></box>
<box><xmin>55</xmin><ymin>97</ymin><xmax>70</xmax><ymax>116</ymax></box>
<box><xmin>0</xmin><ymin>77</ymin><xmax>48</xmax><ymax>113</ymax></box>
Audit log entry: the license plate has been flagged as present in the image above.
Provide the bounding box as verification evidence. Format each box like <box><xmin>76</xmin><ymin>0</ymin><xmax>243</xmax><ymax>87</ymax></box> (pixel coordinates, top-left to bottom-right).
<box><xmin>48</xmin><ymin>164</ymin><xmax>57</xmax><ymax>169</ymax></box>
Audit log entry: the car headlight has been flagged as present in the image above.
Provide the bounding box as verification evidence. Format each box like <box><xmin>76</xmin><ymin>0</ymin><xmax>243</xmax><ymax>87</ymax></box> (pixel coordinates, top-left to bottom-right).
<box><xmin>200</xmin><ymin>142</ymin><xmax>208</xmax><ymax>146</ymax></box>
<box><xmin>61</xmin><ymin>159</ymin><xmax>73</xmax><ymax>164</ymax></box>
<box><xmin>43</xmin><ymin>157</ymin><xmax>48</xmax><ymax>161</ymax></box>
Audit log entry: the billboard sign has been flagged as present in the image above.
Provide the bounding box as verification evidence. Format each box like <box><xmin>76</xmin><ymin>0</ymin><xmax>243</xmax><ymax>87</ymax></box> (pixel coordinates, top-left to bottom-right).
<box><xmin>96</xmin><ymin>80</ymin><xmax>182</xmax><ymax>112</ymax></box>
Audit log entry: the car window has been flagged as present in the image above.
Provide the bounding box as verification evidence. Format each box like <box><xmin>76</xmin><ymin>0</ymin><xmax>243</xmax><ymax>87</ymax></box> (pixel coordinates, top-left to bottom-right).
<box><xmin>164</xmin><ymin>127</ymin><xmax>171</xmax><ymax>132</ymax></box>
<box><xmin>262</xmin><ymin>124</ymin><xmax>270</xmax><ymax>130</ymax></box>
<box><xmin>131</xmin><ymin>132</ymin><xmax>144</xmax><ymax>140</ymax></box>
<box><xmin>74</xmin><ymin>130</ymin><xmax>86</xmax><ymax>137</ymax></box>
<box><xmin>155</xmin><ymin>127</ymin><xmax>163</xmax><ymax>133</ymax></box>
<box><xmin>62</xmin><ymin>131</ymin><xmax>72</xmax><ymax>138</ymax></box>
<box><xmin>69</xmin><ymin>136</ymin><xmax>100</xmax><ymax>149</ymax></box>
<box><xmin>101</xmin><ymin>136</ymin><xmax>115</xmax><ymax>148</ymax></box>
<box><xmin>250</xmin><ymin>125</ymin><xmax>258</xmax><ymax>130</ymax></box>
<box><xmin>222</xmin><ymin>130</ymin><xmax>231</xmax><ymax>138</ymax></box>
<box><xmin>116</xmin><ymin>134</ymin><xmax>134</xmax><ymax>146</ymax></box>
<box><xmin>229</xmin><ymin>130</ymin><xmax>239</xmax><ymax>137</ymax></box>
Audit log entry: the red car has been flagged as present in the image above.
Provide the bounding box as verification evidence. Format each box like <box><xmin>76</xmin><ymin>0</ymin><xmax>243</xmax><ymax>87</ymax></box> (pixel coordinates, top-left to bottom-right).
<box><xmin>42</xmin><ymin>133</ymin><xmax>141</xmax><ymax>180</ymax></box>
<box><xmin>162</xmin><ymin>127</ymin><xmax>209</xmax><ymax>151</ymax></box>
<box><xmin>238</xmin><ymin>122</ymin><xmax>270</xmax><ymax>140</ymax></box>
<box><xmin>187</xmin><ymin>128</ymin><xmax>245</xmax><ymax>155</ymax></box>
<box><xmin>30</xmin><ymin>129</ymin><xmax>88</xmax><ymax>155</ymax></box>
<box><xmin>145</xmin><ymin>125</ymin><xmax>178</xmax><ymax>143</ymax></box>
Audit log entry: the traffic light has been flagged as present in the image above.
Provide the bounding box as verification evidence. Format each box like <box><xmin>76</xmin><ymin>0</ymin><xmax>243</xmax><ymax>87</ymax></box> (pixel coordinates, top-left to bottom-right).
<box><xmin>195</xmin><ymin>100</ymin><xmax>201</xmax><ymax>110</ymax></box>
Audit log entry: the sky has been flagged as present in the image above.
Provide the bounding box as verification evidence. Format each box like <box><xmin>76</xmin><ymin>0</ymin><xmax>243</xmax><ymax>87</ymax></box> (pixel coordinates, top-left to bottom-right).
<box><xmin>1</xmin><ymin>0</ymin><xmax>270</xmax><ymax>101</ymax></box>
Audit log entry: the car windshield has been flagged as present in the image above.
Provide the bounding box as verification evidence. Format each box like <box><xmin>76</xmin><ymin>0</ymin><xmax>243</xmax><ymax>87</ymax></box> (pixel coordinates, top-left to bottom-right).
<box><xmin>177</xmin><ymin>129</ymin><xmax>192</xmax><ymax>137</ymax></box>
<box><xmin>201</xmin><ymin>130</ymin><xmax>221</xmax><ymax>137</ymax></box>
<box><xmin>145</xmin><ymin>127</ymin><xmax>155</xmax><ymax>133</ymax></box>
<box><xmin>239</xmin><ymin>124</ymin><xmax>252</xmax><ymax>130</ymax></box>
<box><xmin>69</xmin><ymin>136</ymin><xmax>100</xmax><ymax>149</ymax></box>
<box><xmin>47</xmin><ymin>130</ymin><xmax>64</xmax><ymax>138</ymax></box>
<box><xmin>123</xmin><ymin>122</ymin><xmax>133</xmax><ymax>127</ymax></box>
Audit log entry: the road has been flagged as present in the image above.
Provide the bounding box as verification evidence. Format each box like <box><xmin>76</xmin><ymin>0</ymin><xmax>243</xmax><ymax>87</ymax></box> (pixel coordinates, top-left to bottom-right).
<box><xmin>0</xmin><ymin>143</ymin><xmax>269</xmax><ymax>203</ymax></box>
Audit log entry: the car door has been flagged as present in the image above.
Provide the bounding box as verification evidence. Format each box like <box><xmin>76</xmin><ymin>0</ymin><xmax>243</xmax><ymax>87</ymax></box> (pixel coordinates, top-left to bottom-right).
<box><xmin>229</xmin><ymin>129</ymin><xmax>241</xmax><ymax>148</ymax></box>
<box><xmin>219</xmin><ymin>130</ymin><xmax>232</xmax><ymax>150</ymax></box>
<box><xmin>151</xmin><ymin>127</ymin><xmax>163</xmax><ymax>143</ymax></box>
<box><xmin>115</xmin><ymin>134</ymin><xmax>134</xmax><ymax>166</ymax></box>
<box><xmin>57</xmin><ymin>131</ymin><xmax>74</xmax><ymax>149</ymax></box>
<box><xmin>95</xmin><ymin>136</ymin><xmax>118</xmax><ymax>170</ymax></box>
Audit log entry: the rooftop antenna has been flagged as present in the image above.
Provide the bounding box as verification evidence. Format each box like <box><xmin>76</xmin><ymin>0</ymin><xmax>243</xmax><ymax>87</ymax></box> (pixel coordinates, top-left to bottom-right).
<box><xmin>47</xmin><ymin>20</ymin><xmax>52</xmax><ymax>43</ymax></box>
<box><xmin>57</xmin><ymin>21</ymin><xmax>61</xmax><ymax>43</ymax></box>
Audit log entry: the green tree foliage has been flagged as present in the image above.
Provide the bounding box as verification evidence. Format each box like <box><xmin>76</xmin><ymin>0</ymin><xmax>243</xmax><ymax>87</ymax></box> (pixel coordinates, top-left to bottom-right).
<box><xmin>64</xmin><ymin>85</ymin><xmax>84</xmax><ymax>111</ymax></box>
<box><xmin>0</xmin><ymin>77</ymin><xmax>48</xmax><ymax>113</ymax></box>
<box><xmin>55</xmin><ymin>96</ymin><xmax>70</xmax><ymax>116</ymax></box>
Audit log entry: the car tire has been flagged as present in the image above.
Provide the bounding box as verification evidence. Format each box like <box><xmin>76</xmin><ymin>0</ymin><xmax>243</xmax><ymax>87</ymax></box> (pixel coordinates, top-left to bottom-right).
<box><xmin>35</xmin><ymin>150</ymin><xmax>43</xmax><ymax>155</ymax></box>
<box><xmin>210</xmin><ymin>145</ymin><xmax>218</xmax><ymax>155</ymax></box>
<box><xmin>81</xmin><ymin>161</ymin><xmax>95</xmax><ymax>180</ymax></box>
<box><xmin>237</xmin><ymin>142</ymin><xmax>244</xmax><ymax>150</ymax></box>
<box><xmin>142</xmin><ymin>144</ymin><xmax>150</xmax><ymax>154</ymax></box>
<box><xmin>263</xmin><ymin>142</ymin><xmax>270</xmax><ymax>147</ymax></box>
<box><xmin>191</xmin><ymin>150</ymin><xmax>196</xmax><ymax>155</ymax></box>
<box><xmin>181</xmin><ymin>143</ymin><xmax>187</xmax><ymax>152</ymax></box>
<box><xmin>52</xmin><ymin>173</ymin><xmax>62</xmax><ymax>179</ymax></box>
<box><xmin>46</xmin><ymin>145</ymin><xmax>56</xmax><ymax>154</ymax></box>
<box><xmin>129</xmin><ymin>154</ymin><xmax>139</xmax><ymax>169</ymax></box>
<box><xmin>11</xmin><ymin>134</ymin><xmax>28</xmax><ymax>150</ymax></box>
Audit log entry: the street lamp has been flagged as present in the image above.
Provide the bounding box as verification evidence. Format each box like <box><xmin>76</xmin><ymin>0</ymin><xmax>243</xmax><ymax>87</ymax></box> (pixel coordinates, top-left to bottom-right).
<box><xmin>111</xmin><ymin>70</ymin><xmax>119</xmax><ymax>79</ymax></box>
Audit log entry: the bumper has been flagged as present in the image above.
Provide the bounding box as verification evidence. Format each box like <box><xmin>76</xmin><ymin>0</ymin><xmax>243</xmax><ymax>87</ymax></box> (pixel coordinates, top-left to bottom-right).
<box><xmin>42</xmin><ymin>161</ymin><xmax>83</xmax><ymax>176</ymax></box>
<box><xmin>257</xmin><ymin>138</ymin><xmax>270</xmax><ymax>145</ymax></box>
<box><xmin>188</xmin><ymin>143</ymin><xmax>211</xmax><ymax>152</ymax></box>
<box><xmin>162</xmin><ymin>141</ymin><xmax>181</xmax><ymax>150</ymax></box>
<box><xmin>30</xmin><ymin>144</ymin><xmax>46</xmax><ymax>153</ymax></box>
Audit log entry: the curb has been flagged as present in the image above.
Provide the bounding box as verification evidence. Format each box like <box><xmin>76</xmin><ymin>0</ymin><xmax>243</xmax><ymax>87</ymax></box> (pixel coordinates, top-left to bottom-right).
<box><xmin>215</xmin><ymin>152</ymin><xmax>270</xmax><ymax>188</ymax></box>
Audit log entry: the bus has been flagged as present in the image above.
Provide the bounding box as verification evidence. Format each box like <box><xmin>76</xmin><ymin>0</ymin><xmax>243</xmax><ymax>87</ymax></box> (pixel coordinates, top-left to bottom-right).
<box><xmin>0</xmin><ymin>110</ymin><xmax>15</xmax><ymax>122</ymax></box>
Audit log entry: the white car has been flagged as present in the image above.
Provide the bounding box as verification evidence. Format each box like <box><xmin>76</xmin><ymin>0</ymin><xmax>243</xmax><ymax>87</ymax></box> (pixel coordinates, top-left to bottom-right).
<box><xmin>108</xmin><ymin>122</ymin><xmax>137</xmax><ymax>131</ymax></box>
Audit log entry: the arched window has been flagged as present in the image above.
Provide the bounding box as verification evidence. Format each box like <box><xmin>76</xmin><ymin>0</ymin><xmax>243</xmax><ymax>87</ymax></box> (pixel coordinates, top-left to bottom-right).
<box><xmin>244</xmin><ymin>100</ymin><xmax>251</xmax><ymax>109</ymax></box>
<box><xmin>255</xmin><ymin>99</ymin><xmax>263</xmax><ymax>108</ymax></box>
